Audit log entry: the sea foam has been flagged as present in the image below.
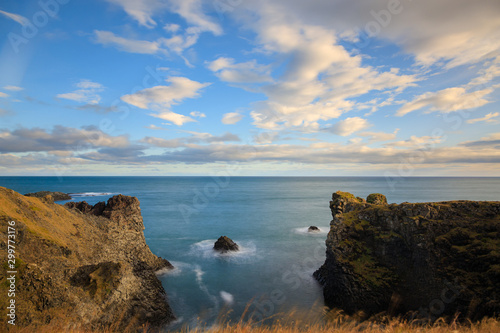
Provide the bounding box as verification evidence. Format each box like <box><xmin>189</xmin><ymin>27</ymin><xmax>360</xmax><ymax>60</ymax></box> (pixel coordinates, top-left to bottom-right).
<box><xmin>189</xmin><ymin>239</ymin><xmax>258</xmax><ymax>262</ymax></box>
<box><xmin>293</xmin><ymin>226</ymin><xmax>329</xmax><ymax>235</ymax></box>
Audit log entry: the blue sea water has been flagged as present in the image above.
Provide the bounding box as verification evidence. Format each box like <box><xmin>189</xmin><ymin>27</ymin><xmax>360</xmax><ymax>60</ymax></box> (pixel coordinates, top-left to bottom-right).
<box><xmin>1</xmin><ymin>176</ymin><xmax>499</xmax><ymax>329</ymax></box>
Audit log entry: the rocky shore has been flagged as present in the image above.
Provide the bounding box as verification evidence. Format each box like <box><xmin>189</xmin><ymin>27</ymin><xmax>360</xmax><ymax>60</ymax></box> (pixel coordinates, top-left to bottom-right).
<box><xmin>314</xmin><ymin>191</ymin><xmax>500</xmax><ymax>321</ymax></box>
<box><xmin>0</xmin><ymin>187</ymin><xmax>174</xmax><ymax>330</ymax></box>
<box><xmin>25</xmin><ymin>190</ymin><xmax>72</xmax><ymax>201</ymax></box>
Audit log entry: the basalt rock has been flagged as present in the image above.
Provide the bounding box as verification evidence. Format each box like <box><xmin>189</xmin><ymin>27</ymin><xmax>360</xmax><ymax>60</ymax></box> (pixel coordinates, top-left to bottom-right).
<box><xmin>314</xmin><ymin>190</ymin><xmax>500</xmax><ymax>321</ymax></box>
<box><xmin>0</xmin><ymin>187</ymin><xmax>175</xmax><ymax>330</ymax></box>
<box><xmin>214</xmin><ymin>236</ymin><xmax>239</xmax><ymax>253</ymax></box>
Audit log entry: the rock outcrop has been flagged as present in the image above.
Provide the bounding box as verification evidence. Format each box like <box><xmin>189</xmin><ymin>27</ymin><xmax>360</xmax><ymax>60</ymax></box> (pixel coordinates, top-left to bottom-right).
<box><xmin>314</xmin><ymin>191</ymin><xmax>500</xmax><ymax>321</ymax></box>
<box><xmin>214</xmin><ymin>236</ymin><xmax>239</xmax><ymax>253</ymax></box>
<box><xmin>25</xmin><ymin>191</ymin><xmax>72</xmax><ymax>201</ymax></box>
<box><xmin>0</xmin><ymin>187</ymin><xmax>174</xmax><ymax>330</ymax></box>
<box><xmin>308</xmin><ymin>226</ymin><xmax>320</xmax><ymax>232</ymax></box>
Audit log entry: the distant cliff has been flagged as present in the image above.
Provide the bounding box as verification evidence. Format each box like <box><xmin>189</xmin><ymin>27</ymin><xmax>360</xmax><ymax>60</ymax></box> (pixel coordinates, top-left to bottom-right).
<box><xmin>0</xmin><ymin>187</ymin><xmax>174</xmax><ymax>330</ymax></box>
<box><xmin>314</xmin><ymin>191</ymin><xmax>500</xmax><ymax>321</ymax></box>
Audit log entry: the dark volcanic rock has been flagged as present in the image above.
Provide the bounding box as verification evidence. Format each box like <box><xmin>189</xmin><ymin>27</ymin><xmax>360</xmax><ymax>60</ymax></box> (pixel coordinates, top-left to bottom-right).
<box><xmin>25</xmin><ymin>191</ymin><xmax>71</xmax><ymax>201</ymax></box>
<box><xmin>214</xmin><ymin>236</ymin><xmax>239</xmax><ymax>253</ymax></box>
<box><xmin>314</xmin><ymin>190</ymin><xmax>500</xmax><ymax>321</ymax></box>
<box><xmin>308</xmin><ymin>226</ymin><xmax>320</xmax><ymax>232</ymax></box>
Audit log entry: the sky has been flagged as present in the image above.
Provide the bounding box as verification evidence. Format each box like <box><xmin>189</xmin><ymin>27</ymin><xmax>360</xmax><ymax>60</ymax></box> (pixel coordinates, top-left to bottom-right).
<box><xmin>0</xmin><ymin>0</ymin><xmax>499</xmax><ymax>176</ymax></box>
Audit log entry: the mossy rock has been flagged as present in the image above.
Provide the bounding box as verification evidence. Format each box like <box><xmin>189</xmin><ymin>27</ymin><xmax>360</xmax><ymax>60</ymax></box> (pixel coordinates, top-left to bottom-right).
<box><xmin>366</xmin><ymin>193</ymin><xmax>387</xmax><ymax>205</ymax></box>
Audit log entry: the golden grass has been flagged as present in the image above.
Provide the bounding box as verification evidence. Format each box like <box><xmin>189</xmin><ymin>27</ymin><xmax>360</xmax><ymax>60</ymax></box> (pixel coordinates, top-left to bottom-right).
<box><xmin>3</xmin><ymin>310</ymin><xmax>500</xmax><ymax>333</ymax></box>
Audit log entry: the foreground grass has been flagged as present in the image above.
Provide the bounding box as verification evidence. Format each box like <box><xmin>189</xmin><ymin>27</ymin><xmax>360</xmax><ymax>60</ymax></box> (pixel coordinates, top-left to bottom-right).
<box><xmin>4</xmin><ymin>314</ymin><xmax>500</xmax><ymax>333</ymax></box>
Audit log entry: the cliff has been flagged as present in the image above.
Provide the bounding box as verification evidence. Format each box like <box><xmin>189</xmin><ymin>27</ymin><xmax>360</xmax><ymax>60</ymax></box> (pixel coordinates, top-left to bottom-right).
<box><xmin>0</xmin><ymin>187</ymin><xmax>174</xmax><ymax>330</ymax></box>
<box><xmin>314</xmin><ymin>191</ymin><xmax>500</xmax><ymax>321</ymax></box>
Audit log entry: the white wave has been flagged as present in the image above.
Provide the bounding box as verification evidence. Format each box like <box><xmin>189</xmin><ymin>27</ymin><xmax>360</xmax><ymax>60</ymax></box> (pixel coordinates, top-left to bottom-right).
<box><xmin>194</xmin><ymin>265</ymin><xmax>205</xmax><ymax>284</ymax></box>
<box><xmin>293</xmin><ymin>226</ymin><xmax>329</xmax><ymax>235</ymax></box>
<box><xmin>69</xmin><ymin>192</ymin><xmax>115</xmax><ymax>197</ymax></box>
<box><xmin>189</xmin><ymin>239</ymin><xmax>258</xmax><ymax>261</ymax></box>
<box><xmin>193</xmin><ymin>265</ymin><xmax>220</xmax><ymax>310</ymax></box>
<box><xmin>220</xmin><ymin>291</ymin><xmax>234</xmax><ymax>305</ymax></box>
<box><xmin>156</xmin><ymin>261</ymin><xmax>193</xmax><ymax>277</ymax></box>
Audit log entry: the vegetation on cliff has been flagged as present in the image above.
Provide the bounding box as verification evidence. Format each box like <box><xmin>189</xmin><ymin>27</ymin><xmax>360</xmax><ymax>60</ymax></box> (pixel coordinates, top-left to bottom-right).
<box><xmin>0</xmin><ymin>187</ymin><xmax>174</xmax><ymax>331</ymax></box>
<box><xmin>315</xmin><ymin>191</ymin><xmax>500</xmax><ymax>321</ymax></box>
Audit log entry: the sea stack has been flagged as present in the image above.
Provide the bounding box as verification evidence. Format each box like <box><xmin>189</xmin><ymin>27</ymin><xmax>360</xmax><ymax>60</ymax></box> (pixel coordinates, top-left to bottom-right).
<box><xmin>214</xmin><ymin>236</ymin><xmax>239</xmax><ymax>253</ymax></box>
<box><xmin>308</xmin><ymin>226</ymin><xmax>320</xmax><ymax>232</ymax></box>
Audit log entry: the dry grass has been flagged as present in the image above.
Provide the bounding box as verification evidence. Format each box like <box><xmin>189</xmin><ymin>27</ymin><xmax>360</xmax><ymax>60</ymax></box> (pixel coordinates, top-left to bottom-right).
<box><xmin>3</xmin><ymin>309</ymin><xmax>500</xmax><ymax>333</ymax></box>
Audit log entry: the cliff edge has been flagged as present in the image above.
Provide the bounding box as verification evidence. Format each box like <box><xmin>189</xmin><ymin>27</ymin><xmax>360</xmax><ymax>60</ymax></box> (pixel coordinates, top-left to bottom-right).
<box><xmin>314</xmin><ymin>191</ymin><xmax>500</xmax><ymax>321</ymax></box>
<box><xmin>0</xmin><ymin>187</ymin><xmax>174</xmax><ymax>330</ymax></box>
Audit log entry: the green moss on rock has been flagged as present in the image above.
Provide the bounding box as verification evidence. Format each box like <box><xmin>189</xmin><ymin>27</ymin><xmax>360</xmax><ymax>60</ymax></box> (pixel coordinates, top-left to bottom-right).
<box><xmin>366</xmin><ymin>193</ymin><xmax>388</xmax><ymax>205</ymax></box>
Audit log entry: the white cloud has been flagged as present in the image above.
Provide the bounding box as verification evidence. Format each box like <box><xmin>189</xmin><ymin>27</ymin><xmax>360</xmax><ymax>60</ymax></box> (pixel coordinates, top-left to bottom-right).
<box><xmin>359</xmin><ymin>129</ymin><xmax>399</xmax><ymax>143</ymax></box>
<box><xmin>239</xmin><ymin>0</ymin><xmax>500</xmax><ymax>69</ymax></box>
<box><xmin>57</xmin><ymin>80</ymin><xmax>104</xmax><ymax>105</ymax></box>
<box><xmin>150</xmin><ymin>111</ymin><xmax>196</xmax><ymax>126</ymax></box>
<box><xmin>329</xmin><ymin>117</ymin><xmax>371</xmax><ymax>136</ymax></box>
<box><xmin>233</xmin><ymin>6</ymin><xmax>418</xmax><ymax>131</ymax></box>
<box><xmin>105</xmin><ymin>0</ymin><xmax>222</xmax><ymax>60</ymax></box>
<box><xmin>167</xmin><ymin>0</ymin><xmax>222</xmax><ymax>35</ymax></box>
<box><xmin>164</xmin><ymin>23</ymin><xmax>181</xmax><ymax>33</ymax></box>
<box><xmin>0</xmin><ymin>125</ymin><xmax>130</xmax><ymax>153</ymax></box>
<box><xmin>385</xmin><ymin>135</ymin><xmax>443</xmax><ymax>148</ymax></box>
<box><xmin>122</xmin><ymin>76</ymin><xmax>209</xmax><ymax>109</ymax></box>
<box><xmin>0</xmin><ymin>92</ymin><xmax>9</xmax><ymax>98</ymax></box>
<box><xmin>141</xmin><ymin>131</ymin><xmax>240</xmax><ymax>147</ymax></box>
<box><xmin>121</xmin><ymin>77</ymin><xmax>210</xmax><ymax>126</ymax></box>
<box><xmin>396</xmin><ymin>87</ymin><xmax>494</xmax><ymax>116</ymax></box>
<box><xmin>0</xmin><ymin>9</ymin><xmax>30</xmax><ymax>26</ymax></box>
<box><xmin>207</xmin><ymin>57</ymin><xmax>272</xmax><ymax>84</ymax></box>
<box><xmin>141</xmin><ymin>136</ymin><xmax>183</xmax><ymax>148</ymax></box>
<box><xmin>94</xmin><ymin>30</ymin><xmax>166</xmax><ymax>55</ymax></box>
<box><xmin>222</xmin><ymin>112</ymin><xmax>244</xmax><ymax>125</ymax></box>
<box><xmin>253</xmin><ymin>132</ymin><xmax>280</xmax><ymax>144</ymax></box>
<box><xmin>190</xmin><ymin>111</ymin><xmax>206</xmax><ymax>118</ymax></box>
<box><xmin>461</xmin><ymin>133</ymin><xmax>500</xmax><ymax>147</ymax></box>
<box><xmin>106</xmin><ymin>0</ymin><xmax>166</xmax><ymax>28</ymax></box>
<box><xmin>3</xmin><ymin>86</ymin><xmax>23</xmax><ymax>92</ymax></box>
<box><xmin>467</xmin><ymin>112</ymin><xmax>500</xmax><ymax>124</ymax></box>
<box><xmin>468</xmin><ymin>56</ymin><xmax>500</xmax><ymax>87</ymax></box>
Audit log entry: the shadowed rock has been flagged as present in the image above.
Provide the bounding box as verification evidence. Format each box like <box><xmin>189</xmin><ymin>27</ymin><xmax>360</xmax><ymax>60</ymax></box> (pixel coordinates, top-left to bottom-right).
<box><xmin>214</xmin><ymin>236</ymin><xmax>239</xmax><ymax>253</ymax></box>
<box><xmin>308</xmin><ymin>226</ymin><xmax>320</xmax><ymax>232</ymax></box>
<box><xmin>314</xmin><ymin>190</ymin><xmax>500</xmax><ymax>321</ymax></box>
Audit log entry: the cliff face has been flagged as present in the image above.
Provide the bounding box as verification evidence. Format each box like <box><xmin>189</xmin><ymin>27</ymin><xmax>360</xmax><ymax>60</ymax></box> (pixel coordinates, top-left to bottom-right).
<box><xmin>314</xmin><ymin>191</ymin><xmax>500</xmax><ymax>321</ymax></box>
<box><xmin>0</xmin><ymin>187</ymin><xmax>174</xmax><ymax>330</ymax></box>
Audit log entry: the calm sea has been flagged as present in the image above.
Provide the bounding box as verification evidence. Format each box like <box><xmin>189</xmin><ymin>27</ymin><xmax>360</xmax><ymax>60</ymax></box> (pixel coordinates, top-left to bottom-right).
<box><xmin>1</xmin><ymin>176</ymin><xmax>499</xmax><ymax>329</ymax></box>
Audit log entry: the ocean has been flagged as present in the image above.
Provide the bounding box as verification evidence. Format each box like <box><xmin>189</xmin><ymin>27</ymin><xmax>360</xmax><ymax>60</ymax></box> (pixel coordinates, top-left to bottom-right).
<box><xmin>1</xmin><ymin>176</ymin><xmax>499</xmax><ymax>329</ymax></box>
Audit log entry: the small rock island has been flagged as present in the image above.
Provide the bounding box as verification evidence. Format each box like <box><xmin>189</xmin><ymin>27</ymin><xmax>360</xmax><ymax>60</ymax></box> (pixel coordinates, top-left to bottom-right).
<box><xmin>308</xmin><ymin>226</ymin><xmax>320</xmax><ymax>232</ymax></box>
<box><xmin>214</xmin><ymin>236</ymin><xmax>239</xmax><ymax>253</ymax></box>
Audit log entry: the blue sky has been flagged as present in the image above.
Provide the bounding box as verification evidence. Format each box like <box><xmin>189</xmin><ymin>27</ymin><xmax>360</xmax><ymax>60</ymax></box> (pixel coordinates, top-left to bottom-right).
<box><xmin>0</xmin><ymin>0</ymin><xmax>499</xmax><ymax>176</ymax></box>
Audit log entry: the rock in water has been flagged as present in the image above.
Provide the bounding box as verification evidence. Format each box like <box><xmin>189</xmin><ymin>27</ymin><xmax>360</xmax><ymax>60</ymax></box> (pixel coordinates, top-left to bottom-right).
<box><xmin>314</xmin><ymin>190</ymin><xmax>500</xmax><ymax>321</ymax></box>
<box><xmin>214</xmin><ymin>236</ymin><xmax>239</xmax><ymax>253</ymax></box>
<box><xmin>308</xmin><ymin>226</ymin><xmax>320</xmax><ymax>232</ymax></box>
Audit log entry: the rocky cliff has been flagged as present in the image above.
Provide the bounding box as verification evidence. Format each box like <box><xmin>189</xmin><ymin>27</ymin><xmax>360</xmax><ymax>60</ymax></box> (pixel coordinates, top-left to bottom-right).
<box><xmin>314</xmin><ymin>191</ymin><xmax>500</xmax><ymax>321</ymax></box>
<box><xmin>0</xmin><ymin>187</ymin><xmax>174</xmax><ymax>330</ymax></box>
